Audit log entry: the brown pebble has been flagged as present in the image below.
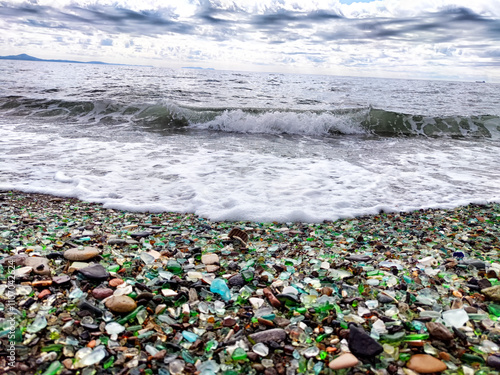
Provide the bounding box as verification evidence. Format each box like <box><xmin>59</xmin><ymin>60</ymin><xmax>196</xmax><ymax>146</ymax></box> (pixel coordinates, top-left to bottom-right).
<box><xmin>109</xmin><ymin>278</ymin><xmax>124</xmax><ymax>287</ymax></box>
<box><xmin>439</xmin><ymin>352</ymin><xmax>451</xmax><ymax>361</ymax></box>
<box><xmin>92</xmin><ymin>287</ymin><xmax>114</xmax><ymax>300</ymax></box>
<box><xmin>62</xmin><ymin>358</ymin><xmax>73</xmax><ymax>369</ymax></box>
<box><xmin>152</xmin><ymin>349</ymin><xmax>167</xmax><ymax>360</ymax></box>
<box><xmin>87</xmin><ymin>340</ymin><xmax>97</xmax><ymax>348</ymax></box>
<box><xmin>264</xmin><ymin>368</ymin><xmax>277</xmax><ymax>375</ymax></box>
<box><xmin>223</xmin><ymin>317</ymin><xmax>237</xmax><ymax>327</ymax></box>
<box><xmin>321</xmin><ymin>286</ymin><xmax>333</xmax><ymax>296</ymax></box>
<box><xmin>263</xmin><ymin>288</ymin><xmax>282</xmax><ymax>308</ymax></box>
<box><xmin>32</xmin><ymin>280</ymin><xmax>53</xmax><ymax>287</ymax></box>
<box><xmin>329</xmin><ymin>353</ymin><xmax>359</xmax><ymax>370</ymax></box>
<box><xmin>105</xmin><ymin>295</ymin><xmax>137</xmax><ymax>313</ymax></box>
<box><xmin>406</xmin><ymin>354</ymin><xmax>447</xmax><ymax>373</ymax></box>
<box><xmin>38</xmin><ymin>289</ymin><xmax>51</xmax><ymax>299</ymax></box>
<box><xmin>257</xmin><ymin>317</ymin><xmax>275</xmax><ymax>327</ymax></box>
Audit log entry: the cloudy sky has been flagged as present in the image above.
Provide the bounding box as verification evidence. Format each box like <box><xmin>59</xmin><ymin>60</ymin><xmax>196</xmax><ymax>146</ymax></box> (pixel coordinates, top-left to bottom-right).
<box><xmin>1</xmin><ymin>0</ymin><xmax>499</xmax><ymax>81</ymax></box>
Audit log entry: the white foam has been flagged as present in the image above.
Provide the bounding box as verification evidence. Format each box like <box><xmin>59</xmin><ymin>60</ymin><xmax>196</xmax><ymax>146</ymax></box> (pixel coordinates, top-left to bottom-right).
<box><xmin>190</xmin><ymin>109</ymin><xmax>366</xmax><ymax>135</ymax></box>
<box><xmin>1</xmin><ymin>120</ymin><xmax>500</xmax><ymax>223</ymax></box>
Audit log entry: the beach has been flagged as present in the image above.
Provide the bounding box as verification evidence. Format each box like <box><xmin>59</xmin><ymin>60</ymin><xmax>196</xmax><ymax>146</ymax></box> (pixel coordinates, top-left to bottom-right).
<box><xmin>1</xmin><ymin>190</ymin><xmax>499</xmax><ymax>374</ymax></box>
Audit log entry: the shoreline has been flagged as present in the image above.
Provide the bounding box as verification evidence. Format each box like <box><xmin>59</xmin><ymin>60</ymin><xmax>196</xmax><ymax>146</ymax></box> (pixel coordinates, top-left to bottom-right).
<box><xmin>1</xmin><ymin>190</ymin><xmax>500</xmax><ymax>374</ymax></box>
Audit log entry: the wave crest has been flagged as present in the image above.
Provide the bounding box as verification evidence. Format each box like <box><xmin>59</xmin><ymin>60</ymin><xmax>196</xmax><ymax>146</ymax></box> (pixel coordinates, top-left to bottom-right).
<box><xmin>1</xmin><ymin>96</ymin><xmax>498</xmax><ymax>138</ymax></box>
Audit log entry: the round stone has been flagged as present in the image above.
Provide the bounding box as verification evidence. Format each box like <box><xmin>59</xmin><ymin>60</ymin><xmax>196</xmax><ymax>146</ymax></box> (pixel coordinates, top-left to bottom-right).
<box><xmin>64</xmin><ymin>247</ymin><xmax>99</xmax><ymax>261</ymax></box>
<box><xmin>109</xmin><ymin>278</ymin><xmax>124</xmax><ymax>287</ymax></box>
<box><xmin>406</xmin><ymin>354</ymin><xmax>447</xmax><ymax>373</ymax></box>
<box><xmin>329</xmin><ymin>353</ymin><xmax>359</xmax><ymax>370</ymax></box>
<box><xmin>105</xmin><ymin>295</ymin><xmax>137</xmax><ymax>313</ymax></box>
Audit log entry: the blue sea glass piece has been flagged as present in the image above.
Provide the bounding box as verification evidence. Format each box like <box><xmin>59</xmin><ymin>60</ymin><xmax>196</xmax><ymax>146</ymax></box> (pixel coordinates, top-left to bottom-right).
<box><xmin>210</xmin><ymin>278</ymin><xmax>231</xmax><ymax>301</ymax></box>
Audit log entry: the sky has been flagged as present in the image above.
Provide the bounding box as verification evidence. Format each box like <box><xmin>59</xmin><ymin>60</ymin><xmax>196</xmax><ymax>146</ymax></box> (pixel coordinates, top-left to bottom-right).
<box><xmin>1</xmin><ymin>0</ymin><xmax>499</xmax><ymax>82</ymax></box>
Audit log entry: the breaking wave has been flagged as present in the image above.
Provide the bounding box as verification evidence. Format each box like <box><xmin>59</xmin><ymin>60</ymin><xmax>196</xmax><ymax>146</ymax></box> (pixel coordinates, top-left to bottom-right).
<box><xmin>1</xmin><ymin>96</ymin><xmax>499</xmax><ymax>138</ymax></box>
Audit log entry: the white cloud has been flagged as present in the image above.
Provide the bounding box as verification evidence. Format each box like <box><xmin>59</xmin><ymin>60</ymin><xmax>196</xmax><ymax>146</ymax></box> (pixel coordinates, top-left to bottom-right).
<box><xmin>0</xmin><ymin>0</ymin><xmax>499</xmax><ymax>81</ymax></box>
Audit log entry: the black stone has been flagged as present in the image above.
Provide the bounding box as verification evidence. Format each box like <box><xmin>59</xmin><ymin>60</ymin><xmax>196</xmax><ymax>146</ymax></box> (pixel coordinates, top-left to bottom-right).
<box><xmin>228</xmin><ymin>262</ymin><xmax>239</xmax><ymax>271</ymax></box>
<box><xmin>348</xmin><ymin>324</ymin><xmax>383</xmax><ymax>361</ymax></box>
<box><xmin>478</xmin><ymin>279</ymin><xmax>492</xmax><ymax>290</ymax></box>
<box><xmin>78</xmin><ymin>300</ymin><xmax>103</xmax><ymax>317</ymax></box>
<box><xmin>46</xmin><ymin>252</ymin><xmax>64</xmax><ymax>259</ymax></box>
<box><xmin>107</xmin><ymin>239</ymin><xmax>127</xmax><ymax>245</ymax></box>
<box><xmin>487</xmin><ymin>355</ymin><xmax>500</xmax><ymax>370</ymax></box>
<box><xmin>22</xmin><ymin>297</ymin><xmax>36</xmax><ymax>309</ymax></box>
<box><xmin>137</xmin><ymin>292</ymin><xmax>154</xmax><ymax>300</ymax></box>
<box><xmin>136</xmin><ymin>283</ymin><xmax>152</xmax><ymax>292</ymax></box>
<box><xmin>460</xmin><ymin>259</ymin><xmax>486</xmax><ymax>269</ymax></box>
<box><xmin>347</xmin><ymin>255</ymin><xmax>372</xmax><ymax>262</ymax></box>
<box><xmin>130</xmin><ymin>231</ymin><xmax>152</xmax><ymax>239</ymax></box>
<box><xmin>377</xmin><ymin>294</ymin><xmax>395</xmax><ymax>304</ymax></box>
<box><xmin>78</xmin><ymin>264</ymin><xmax>110</xmax><ymax>281</ymax></box>
<box><xmin>228</xmin><ymin>274</ymin><xmax>245</xmax><ymax>287</ymax></box>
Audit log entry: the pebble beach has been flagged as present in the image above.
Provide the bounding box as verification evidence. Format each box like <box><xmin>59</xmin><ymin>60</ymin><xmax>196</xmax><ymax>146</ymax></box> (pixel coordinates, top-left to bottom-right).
<box><xmin>1</xmin><ymin>190</ymin><xmax>500</xmax><ymax>375</ymax></box>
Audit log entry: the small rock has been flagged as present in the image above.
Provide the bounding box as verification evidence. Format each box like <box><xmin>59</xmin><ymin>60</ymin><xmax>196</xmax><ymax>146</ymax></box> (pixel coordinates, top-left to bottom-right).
<box><xmin>130</xmin><ymin>231</ymin><xmax>151</xmax><ymax>239</ymax></box>
<box><xmin>201</xmin><ymin>253</ymin><xmax>219</xmax><ymax>265</ymax></box>
<box><xmin>92</xmin><ymin>288</ymin><xmax>114</xmax><ymax>300</ymax></box>
<box><xmin>38</xmin><ymin>289</ymin><xmax>51</xmax><ymax>299</ymax></box>
<box><xmin>482</xmin><ymin>285</ymin><xmax>500</xmax><ymax>302</ymax></box>
<box><xmin>487</xmin><ymin>355</ymin><xmax>500</xmax><ymax>370</ymax></box>
<box><xmin>348</xmin><ymin>324</ymin><xmax>383</xmax><ymax>359</ymax></box>
<box><xmin>477</xmin><ymin>279</ymin><xmax>492</xmax><ymax>290</ymax></box>
<box><xmin>52</xmin><ymin>275</ymin><xmax>71</xmax><ymax>284</ymax></box>
<box><xmin>109</xmin><ymin>278</ymin><xmax>124</xmax><ymax>287</ymax></box>
<box><xmin>152</xmin><ymin>350</ymin><xmax>167</xmax><ymax>360</ymax></box>
<box><xmin>263</xmin><ymin>288</ymin><xmax>282</xmax><ymax>308</ymax></box>
<box><xmin>347</xmin><ymin>255</ymin><xmax>372</xmax><ymax>262</ymax></box>
<box><xmin>32</xmin><ymin>280</ymin><xmax>53</xmax><ymax>287</ymax></box>
<box><xmin>62</xmin><ymin>358</ymin><xmax>74</xmax><ymax>369</ymax></box>
<box><xmin>105</xmin><ymin>295</ymin><xmax>137</xmax><ymax>313</ymax></box>
<box><xmin>64</xmin><ymin>247</ymin><xmax>99</xmax><ymax>261</ymax></box>
<box><xmin>329</xmin><ymin>353</ymin><xmax>360</xmax><ymax>370</ymax></box>
<box><xmin>78</xmin><ymin>264</ymin><xmax>110</xmax><ymax>281</ymax></box>
<box><xmin>206</xmin><ymin>265</ymin><xmax>219</xmax><ymax>273</ymax></box>
<box><xmin>406</xmin><ymin>354</ymin><xmax>447</xmax><ymax>373</ymax></box>
<box><xmin>25</xmin><ymin>257</ymin><xmax>51</xmax><ymax>275</ymax></box>
<box><xmin>321</xmin><ymin>286</ymin><xmax>333</xmax><ymax>296</ymax></box>
<box><xmin>68</xmin><ymin>262</ymin><xmax>89</xmax><ymax>273</ymax></box>
<box><xmin>249</xmin><ymin>328</ymin><xmax>286</xmax><ymax>343</ymax></box>
<box><xmin>228</xmin><ymin>274</ymin><xmax>245</xmax><ymax>287</ymax></box>
<box><xmin>426</xmin><ymin>322</ymin><xmax>454</xmax><ymax>341</ymax></box>
<box><xmin>223</xmin><ymin>317</ymin><xmax>237</xmax><ymax>327</ymax></box>
<box><xmin>107</xmin><ymin>239</ymin><xmax>127</xmax><ymax>245</ymax></box>
<box><xmin>377</xmin><ymin>293</ymin><xmax>395</xmax><ymax>304</ymax></box>
<box><xmin>14</xmin><ymin>266</ymin><xmax>33</xmax><ymax>278</ymax></box>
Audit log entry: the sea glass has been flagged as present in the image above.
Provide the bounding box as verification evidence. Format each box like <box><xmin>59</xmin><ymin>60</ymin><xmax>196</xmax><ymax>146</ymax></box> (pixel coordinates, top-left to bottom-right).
<box><xmin>210</xmin><ymin>279</ymin><xmax>231</xmax><ymax>301</ymax></box>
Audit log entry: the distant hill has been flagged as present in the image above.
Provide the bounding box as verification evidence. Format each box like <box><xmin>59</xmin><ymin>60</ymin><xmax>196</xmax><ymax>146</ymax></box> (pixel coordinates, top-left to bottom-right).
<box><xmin>0</xmin><ymin>53</ymin><xmax>150</xmax><ymax>67</ymax></box>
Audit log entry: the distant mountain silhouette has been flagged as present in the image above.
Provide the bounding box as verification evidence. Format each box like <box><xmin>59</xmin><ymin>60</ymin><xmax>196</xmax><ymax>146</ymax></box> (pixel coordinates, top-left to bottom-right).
<box><xmin>0</xmin><ymin>53</ymin><xmax>150</xmax><ymax>67</ymax></box>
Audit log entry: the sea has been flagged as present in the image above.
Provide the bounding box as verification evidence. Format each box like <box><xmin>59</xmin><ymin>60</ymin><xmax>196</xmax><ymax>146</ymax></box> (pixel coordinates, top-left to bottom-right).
<box><xmin>1</xmin><ymin>61</ymin><xmax>499</xmax><ymax>222</ymax></box>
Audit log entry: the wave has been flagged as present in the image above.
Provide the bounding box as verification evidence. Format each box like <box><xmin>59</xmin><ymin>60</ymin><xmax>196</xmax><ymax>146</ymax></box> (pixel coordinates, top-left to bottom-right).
<box><xmin>1</xmin><ymin>96</ymin><xmax>499</xmax><ymax>138</ymax></box>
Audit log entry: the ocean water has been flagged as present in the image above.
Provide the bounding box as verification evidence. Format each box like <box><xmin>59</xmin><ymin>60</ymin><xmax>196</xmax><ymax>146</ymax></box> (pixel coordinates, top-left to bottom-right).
<box><xmin>1</xmin><ymin>61</ymin><xmax>499</xmax><ymax>222</ymax></box>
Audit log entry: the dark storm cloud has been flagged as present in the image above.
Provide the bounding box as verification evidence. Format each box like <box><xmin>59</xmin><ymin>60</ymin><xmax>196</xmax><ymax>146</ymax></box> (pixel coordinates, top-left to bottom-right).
<box><xmin>250</xmin><ymin>9</ymin><xmax>342</xmax><ymax>30</ymax></box>
<box><xmin>1</xmin><ymin>1</ymin><xmax>499</xmax><ymax>48</ymax></box>
<box><xmin>316</xmin><ymin>7</ymin><xmax>500</xmax><ymax>44</ymax></box>
<box><xmin>0</xmin><ymin>2</ymin><xmax>194</xmax><ymax>36</ymax></box>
